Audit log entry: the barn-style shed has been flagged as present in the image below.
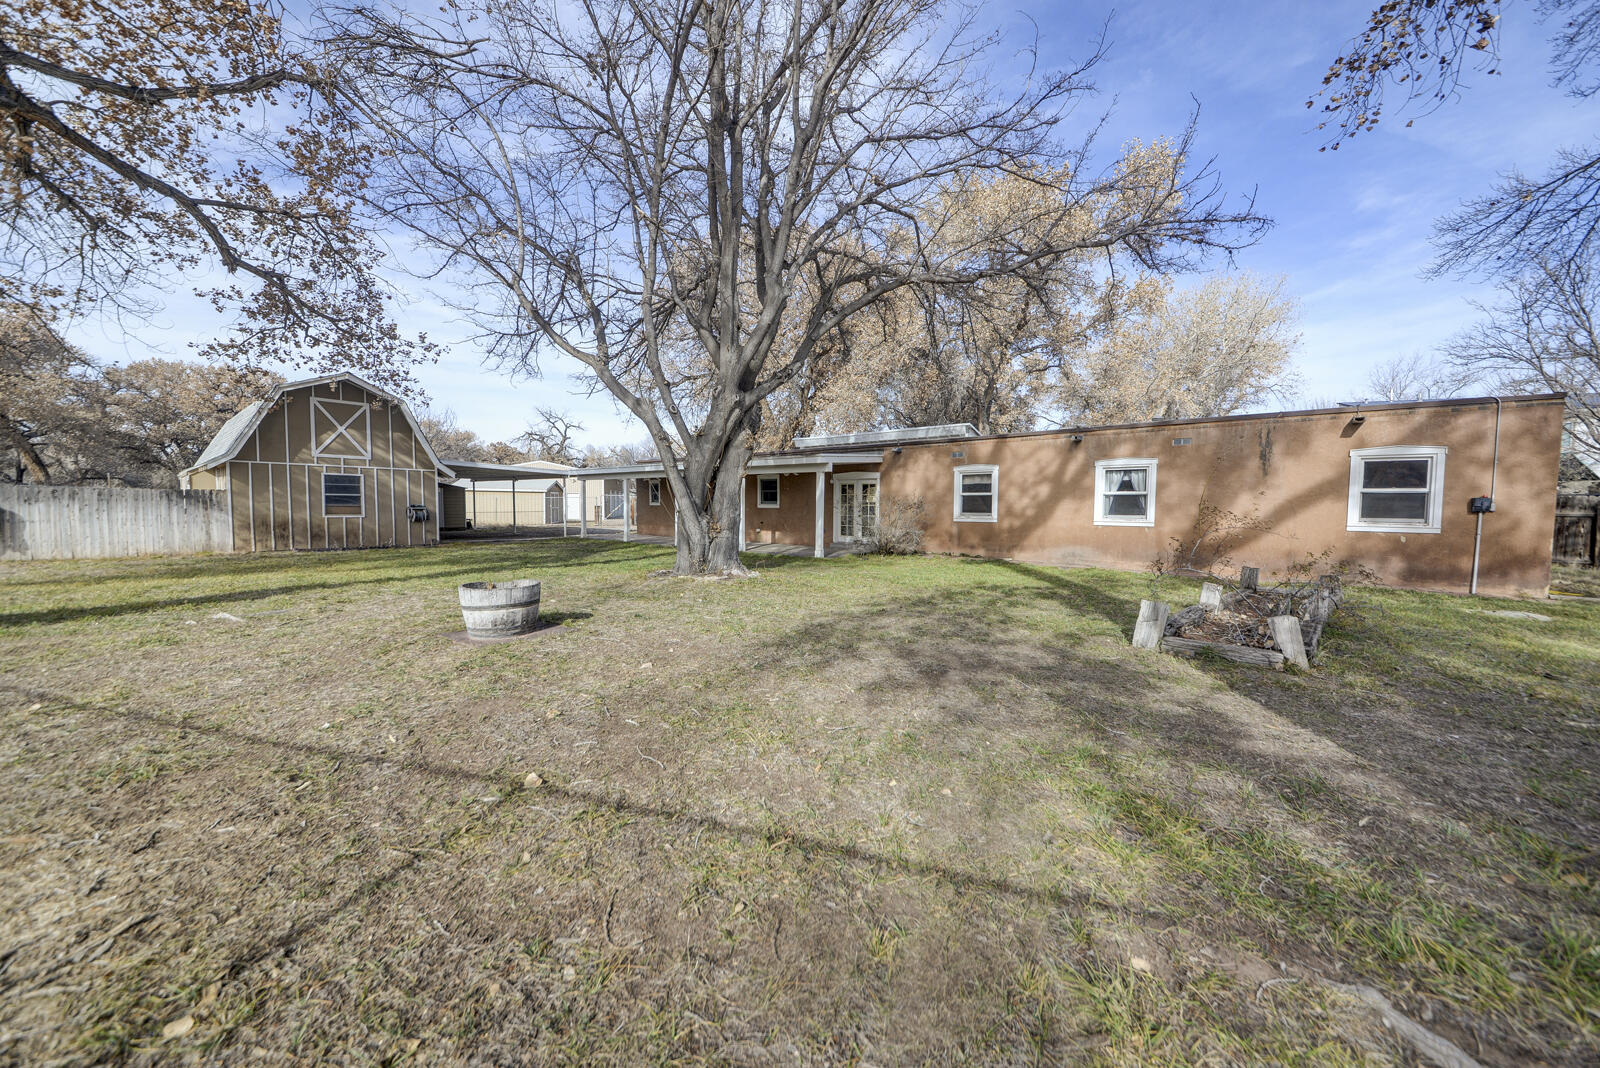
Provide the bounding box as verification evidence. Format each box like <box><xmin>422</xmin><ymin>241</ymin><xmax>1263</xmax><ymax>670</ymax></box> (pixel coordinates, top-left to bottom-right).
<box><xmin>182</xmin><ymin>373</ymin><xmax>455</xmax><ymax>551</ymax></box>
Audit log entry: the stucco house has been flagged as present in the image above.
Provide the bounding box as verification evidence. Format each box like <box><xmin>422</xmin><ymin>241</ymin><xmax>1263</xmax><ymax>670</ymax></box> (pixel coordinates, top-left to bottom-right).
<box><xmin>574</xmin><ymin>393</ymin><xmax>1568</xmax><ymax>597</ymax></box>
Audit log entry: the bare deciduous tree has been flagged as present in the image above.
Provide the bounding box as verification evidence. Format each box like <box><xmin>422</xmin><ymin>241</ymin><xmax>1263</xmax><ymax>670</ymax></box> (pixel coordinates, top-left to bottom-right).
<box><xmin>518</xmin><ymin>407</ymin><xmax>586</xmax><ymax>465</ymax></box>
<box><xmin>100</xmin><ymin>360</ymin><xmax>284</xmax><ymax>486</ymax></box>
<box><xmin>1063</xmin><ymin>273</ymin><xmax>1300</xmax><ymax>425</ymax></box>
<box><xmin>414</xmin><ymin>406</ymin><xmax>492</xmax><ymax>461</ymax></box>
<box><xmin>1446</xmin><ymin>255</ymin><xmax>1600</xmax><ymax>452</ymax></box>
<box><xmin>0</xmin><ymin>310</ymin><xmax>278</xmax><ymax>485</ymax></box>
<box><xmin>1362</xmin><ymin>352</ymin><xmax>1474</xmax><ymax>403</ymax></box>
<box><xmin>1</xmin><ymin>0</ymin><xmax>431</xmax><ymax>386</ymax></box>
<box><xmin>758</xmin><ymin>167</ymin><xmax>1155</xmax><ymax>442</ymax></box>
<box><xmin>0</xmin><ymin>310</ymin><xmax>99</xmax><ymax>483</ymax></box>
<box><xmin>1314</xmin><ymin>1</ymin><xmax>1600</xmax><ymax>274</ymax></box>
<box><xmin>327</xmin><ymin>0</ymin><xmax>1264</xmax><ymax>574</ymax></box>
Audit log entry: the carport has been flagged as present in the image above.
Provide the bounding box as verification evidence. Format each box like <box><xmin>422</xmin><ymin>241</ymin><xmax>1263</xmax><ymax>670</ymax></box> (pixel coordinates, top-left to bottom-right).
<box><xmin>437</xmin><ymin>458</ymin><xmax>577</xmax><ymax>534</ymax></box>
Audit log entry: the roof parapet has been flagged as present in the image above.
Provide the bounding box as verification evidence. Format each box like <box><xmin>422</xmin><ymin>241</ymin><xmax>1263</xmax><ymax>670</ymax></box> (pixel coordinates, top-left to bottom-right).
<box><xmin>792</xmin><ymin>424</ymin><xmax>978</xmax><ymax>449</ymax></box>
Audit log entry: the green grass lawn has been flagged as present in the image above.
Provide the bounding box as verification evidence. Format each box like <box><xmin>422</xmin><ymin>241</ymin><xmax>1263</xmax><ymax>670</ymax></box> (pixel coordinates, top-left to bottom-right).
<box><xmin>2</xmin><ymin>540</ymin><xmax>1597</xmax><ymax>1065</ymax></box>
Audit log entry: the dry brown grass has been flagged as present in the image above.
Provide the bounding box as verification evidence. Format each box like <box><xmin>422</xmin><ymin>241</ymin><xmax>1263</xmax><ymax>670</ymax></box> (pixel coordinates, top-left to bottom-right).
<box><xmin>1</xmin><ymin>540</ymin><xmax>1597</xmax><ymax>1065</ymax></box>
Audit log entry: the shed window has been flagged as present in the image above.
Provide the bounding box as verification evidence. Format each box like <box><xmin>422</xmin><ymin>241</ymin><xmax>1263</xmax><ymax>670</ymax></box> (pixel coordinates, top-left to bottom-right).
<box><xmin>323</xmin><ymin>472</ymin><xmax>364</xmax><ymax>517</ymax></box>
<box><xmin>1347</xmin><ymin>446</ymin><xmax>1446</xmax><ymax>533</ymax></box>
<box><xmin>953</xmin><ymin>464</ymin><xmax>998</xmax><ymax>522</ymax></box>
<box><xmin>757</xmin><ymin>475</ymin><xmax>780</xmax><ymax>508</ymax></box>
<box><xmin>648</xmin><ymin>479</ymin><xmax>661</xmax><ymax>506</ymax></box>
<box><xmin>1093</xmin><ymin>459</ymin><xmax>1157</xmax><ymax>526</ymax></box>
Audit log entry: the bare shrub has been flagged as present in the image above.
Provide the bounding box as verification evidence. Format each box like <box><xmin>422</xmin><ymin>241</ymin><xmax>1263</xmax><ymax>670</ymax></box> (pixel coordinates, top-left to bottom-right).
<box><xmin>869</xmin><ymin>494</ymin><xmax>927</xmax><ymax>555</ymax></box>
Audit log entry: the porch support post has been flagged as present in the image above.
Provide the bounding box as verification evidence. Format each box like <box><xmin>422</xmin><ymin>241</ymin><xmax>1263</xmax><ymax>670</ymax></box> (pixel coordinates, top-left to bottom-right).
<box><xmin>579</xmin><ymin>479</ymin><xmax>588</xmax><ymax>537</ymax></box>
<box><xmin>562</xmin><ymin>481</ymin><xmax>568</xmax><ymax>537</ymax></box>
<box><xmin>510</xmin><ymin>479</ymin><xmax>517</xmax><ymax>533</ymax></box>
<box><xmin>738</xmin><ymin>475</ymin><xmax>747</xmax><ymax>552</ymax></box>
<box><xmin>814</xmin><ymin>469</ymin><xmax>825</xmax><ymax>558</ymax></box>
<box><xmin>471</xmin><ymin>481</ymin><xmax>477</xmax><ymax>528</ymax></box>
<box><xmin>622</xmin><ymin>477</ymin><xmax>631</xmax><ymax>543</ymax></box>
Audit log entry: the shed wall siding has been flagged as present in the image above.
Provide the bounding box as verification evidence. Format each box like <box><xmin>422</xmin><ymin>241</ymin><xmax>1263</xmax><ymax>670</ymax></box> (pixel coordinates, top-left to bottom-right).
<box><xmin>219</xmin><ymin>381</ymin><xmax>443</xmax><ymax>552</ymax></box>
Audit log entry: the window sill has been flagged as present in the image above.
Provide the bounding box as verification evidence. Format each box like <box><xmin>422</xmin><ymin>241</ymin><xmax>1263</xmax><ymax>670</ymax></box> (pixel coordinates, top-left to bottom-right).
<box><xmin>1093</xmin><ymin>517</ymin><xmax>1154</xmax><ymax>527</ymax></box>
<box><xmin>1346</xmin><ymin>523</ymin><xmax>1441</xmax><ymax>534</ymax></box>
<box><xmin>954</xmin><ymin>514</ymin><xmax>997</xmax><ymax>523</ymax></box>
<box><xmin>755</xmin><ymin>502</ymin><xmax>781</xmax><ymax>509</ymax></box>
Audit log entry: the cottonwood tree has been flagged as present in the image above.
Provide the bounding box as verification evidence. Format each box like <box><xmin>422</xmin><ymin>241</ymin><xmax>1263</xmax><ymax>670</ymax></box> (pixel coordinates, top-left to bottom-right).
<box><xmin>1</xmin><ymin>0</ymin><xmax>429</xmax><ymax>386</ymax></box>
<box><xmin>1446</xmin><ymin>254</ymin><xmax>1600</xmax><ymax>451</ymax></box>
<box><xmin>328</xmin><ymin>0</ymin><xmax>1263</xmax><ymax>574</ymax></box>
<box><xmin>1062</xmin><ymin>273</ymin><xmax>1300</xmax><ymax>425</ymax></box>
<box><xmin>1314</xmin><ymin>1</ymin><xmax>1600</xmax><ymax>275</ymax></box>
<box><xmin>758</xmin><ymin>166</ymin><xmax>1153</xmax><ymax>442</ymax></box>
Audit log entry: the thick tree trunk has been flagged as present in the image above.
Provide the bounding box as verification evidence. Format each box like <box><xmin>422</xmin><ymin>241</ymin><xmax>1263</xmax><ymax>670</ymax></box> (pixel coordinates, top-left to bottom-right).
<box><xmin>1</xmin><ymin>416</ymin><xmax>50</xmax><ymax>483</ymax></box>
<box><xmin>670</xmin><ymin>433</ymin><xmax>754</xmax><ymax>576</ymax></box>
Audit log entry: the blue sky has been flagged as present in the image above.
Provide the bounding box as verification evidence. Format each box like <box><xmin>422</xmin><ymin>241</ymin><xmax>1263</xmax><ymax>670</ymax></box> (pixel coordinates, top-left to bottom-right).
<box><xmin>66</xmin><ymin>1</ymin><xmax>1594</xmax><ymax>448</ymax></box>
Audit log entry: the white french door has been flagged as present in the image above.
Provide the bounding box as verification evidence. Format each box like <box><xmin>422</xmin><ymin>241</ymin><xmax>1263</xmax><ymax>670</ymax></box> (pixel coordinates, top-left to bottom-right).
<box><xmin>834</xmin><ymin>476</ymin><xmax>880</xmax><ymax>541</ymax></box>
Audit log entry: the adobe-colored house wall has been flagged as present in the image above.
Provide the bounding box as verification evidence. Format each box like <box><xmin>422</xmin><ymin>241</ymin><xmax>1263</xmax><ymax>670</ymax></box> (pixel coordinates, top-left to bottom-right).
<box><xmin>195</xmin><ymin>379</ymin><xmax>441</xmax><ymax>551</ymax></box>
<box><xmin>885</xmin><ymin>396</ymin><xmax>1563</xmax><ymax>597</ymax></box>
<box><xmin>636</xmin><ymin>478</ymin><xmax>673</xmax><ymax>536</ymax></box>
<box><xmin>633</xmin><ymin>467</ymin><xmax>881</xmax><ymax>544</ymax></box>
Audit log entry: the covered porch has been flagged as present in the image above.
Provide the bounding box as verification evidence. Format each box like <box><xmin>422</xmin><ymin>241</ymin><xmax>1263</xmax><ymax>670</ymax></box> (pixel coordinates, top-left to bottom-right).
<box><xmin>571</xmin><ymin>450</ymin><xmax>884</xmax><ymax>559</ymax></box>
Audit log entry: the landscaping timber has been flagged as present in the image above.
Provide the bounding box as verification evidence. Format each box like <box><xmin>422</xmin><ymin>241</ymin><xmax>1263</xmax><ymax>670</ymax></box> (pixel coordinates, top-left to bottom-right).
<box><xmin>1160</xmin><ymin>635</ymin><xmax>1287</xmax><ymax>668</ymax></box>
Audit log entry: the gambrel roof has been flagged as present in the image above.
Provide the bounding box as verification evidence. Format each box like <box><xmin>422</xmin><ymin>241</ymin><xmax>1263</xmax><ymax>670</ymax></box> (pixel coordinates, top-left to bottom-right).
<box><xmin>182</xmin><ymin>373</ymin><xmax>458</xmax><ymax>480</ymax></box>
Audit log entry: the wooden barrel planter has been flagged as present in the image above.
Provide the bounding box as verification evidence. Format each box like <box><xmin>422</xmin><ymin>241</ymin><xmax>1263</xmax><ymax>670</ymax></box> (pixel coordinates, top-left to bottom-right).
<box><xmin>458</xmin><ymin>579</ymin><xmax>541</xmax><ymax>639</ymax></box>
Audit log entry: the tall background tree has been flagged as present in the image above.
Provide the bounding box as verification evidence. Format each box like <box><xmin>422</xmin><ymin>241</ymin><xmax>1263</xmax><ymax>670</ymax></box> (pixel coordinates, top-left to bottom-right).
<box><xmin>1063</xmin><ymin>272</ymin><xmax>1300</xmax><ymax>425</ymax></box>
<box><xmin>329</xmin><ymin>0</ymin><xmax>1264</xmax><ymax>574</ymax></box>
<box><xmin>1447</xmin><ymin>256</ymin><xmax>1600</xmax><ymax>452</ymax></box>
<box><xmin>1</xmin><ymin>0</ymin><xmax>431</xmax><ymax>387</ymax></box>
<box><xmin>0</xmin><ymin>309</ymin><xmax>280</xmax><ymax>486</ymax></box>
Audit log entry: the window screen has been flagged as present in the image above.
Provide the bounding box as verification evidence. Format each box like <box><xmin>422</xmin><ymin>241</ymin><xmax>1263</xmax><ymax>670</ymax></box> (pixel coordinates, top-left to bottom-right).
<box><xmin>1358</xmin><ymin>458</ymin><xmax>1431</xmax><ymax>521</ymax></box>
<box><xmin>323</xmin><ymin>472</ymin><xmax>363</xmax><ymax>516</ymax></box>
<box><xmin>648</xmin><ymin>479</ymin><xmax>661</xmax><ymax>505</ymax></box>
<box><xmin>959</xmin><ymin>471</ymin><xmax>994</xmax><ymax>517</ymax></box>
<box><xmin>758</xmin><ymin>476</ymin><xmax>779</xmax><ymax>506</ymax></box>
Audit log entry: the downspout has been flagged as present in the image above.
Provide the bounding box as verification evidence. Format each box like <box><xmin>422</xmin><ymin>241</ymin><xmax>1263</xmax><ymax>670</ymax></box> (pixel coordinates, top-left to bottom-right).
<box><xmin>1469</xmin><ymin>397</ymin><xmax>1503</xmax><ymax>596</ymax></box>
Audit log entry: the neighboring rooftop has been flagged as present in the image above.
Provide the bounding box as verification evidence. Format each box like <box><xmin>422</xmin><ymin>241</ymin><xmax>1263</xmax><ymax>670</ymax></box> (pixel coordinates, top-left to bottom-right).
<box><xmin>791</xmin><ymin>424</ymin><xmax>979</xmax><ymax>449</ymax></box>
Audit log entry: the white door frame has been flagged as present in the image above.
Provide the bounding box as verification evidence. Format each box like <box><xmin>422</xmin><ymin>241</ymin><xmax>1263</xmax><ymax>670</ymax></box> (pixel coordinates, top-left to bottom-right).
<box><xmin>832</xmin><ymin>472</ymin><xmax>880</xmax><ymax>541</ymax></box>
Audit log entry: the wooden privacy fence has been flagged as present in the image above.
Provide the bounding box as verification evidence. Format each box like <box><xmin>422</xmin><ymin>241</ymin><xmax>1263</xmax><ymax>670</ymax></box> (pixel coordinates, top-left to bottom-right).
<box><xmin>1555</xmin><ymin>494</ymin><xmax>1599</xmax><ymax>566</ymax></box>
<box><xmin>0</xmin><ymin>484</ymin><xmax>232</xmax><ymax>561</ymax></box>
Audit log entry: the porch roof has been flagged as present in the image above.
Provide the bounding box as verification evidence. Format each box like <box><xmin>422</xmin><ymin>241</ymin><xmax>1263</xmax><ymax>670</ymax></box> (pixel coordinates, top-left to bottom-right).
<box><xmin>570</xmin><ymin>451</ymin><xmax>884</xmax><ymax>479</ymax></box>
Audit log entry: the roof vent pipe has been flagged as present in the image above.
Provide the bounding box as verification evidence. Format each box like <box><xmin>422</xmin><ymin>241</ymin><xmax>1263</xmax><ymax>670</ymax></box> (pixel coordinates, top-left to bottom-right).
<box><xmin>1469</xmin><ymin>397</ymin><xmax>1503</xmax><ymax>596</ymax></box>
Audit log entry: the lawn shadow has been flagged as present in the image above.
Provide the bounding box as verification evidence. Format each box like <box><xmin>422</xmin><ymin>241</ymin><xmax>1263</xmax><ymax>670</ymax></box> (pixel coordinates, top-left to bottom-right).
<box><xmin>1</xmin><ymin>681</ymin><xmax>1116</xmax><ymax>924</ymax></box>
<box><xmin>0</xmin><ymin>541</ymin><xmax>665</xmax><ymax>627</ymax></box>
<box><xmin>750</xmin><ymin>572</ymin><xmax>1566</xmax><ymax>897</ymax></box>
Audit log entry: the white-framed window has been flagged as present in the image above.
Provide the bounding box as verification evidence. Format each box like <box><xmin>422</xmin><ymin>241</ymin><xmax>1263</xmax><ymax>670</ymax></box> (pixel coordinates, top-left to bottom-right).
<box><xmin>1093</xmin><ymin>458</ymin><xmax>1157</xmax><ymax>526</ymax></box>
<box><xmin>648</xmin><ymin>479</ymin><xmax>661</xmax><ymax>506</ymax></box>
<box><xmin>757</xmin><ymin>475</ymin><xmax>780</xmax><ymax>508</ymax></box>
<box><xmin>322</xmin><ymin>471</ymin><xmax>364</xmax><ymax>517</ymax></box>
<box><xmin>1347</xmin><ymin>446</ymin><xmax>1447</xmax><ymax>533</ymax></box>
<box><xmin>953</xmin><ymin>464</ymin><xmax>998</xmax><ymax>522</ymax></box>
